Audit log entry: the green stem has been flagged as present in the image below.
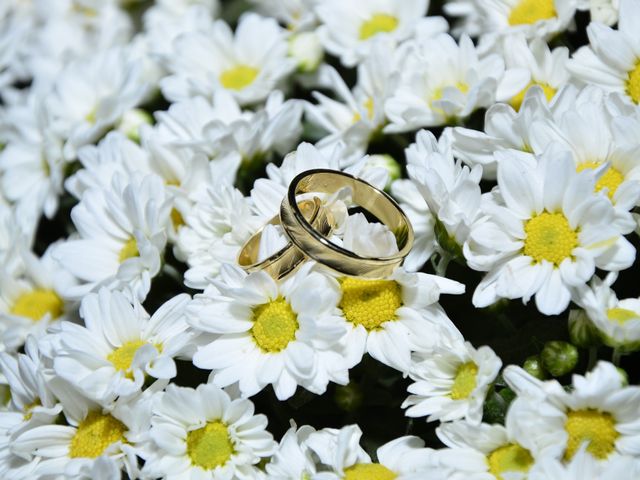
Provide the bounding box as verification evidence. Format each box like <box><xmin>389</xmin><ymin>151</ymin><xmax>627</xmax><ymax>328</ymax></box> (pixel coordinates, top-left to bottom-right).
<box><xmin>612</xmin><ymin>348</ymin><xmax>622</xmax><ymax>366</ymax></box>
<box><xmin>587</xmin><ymin>346</ymin><xmax>598</xmax><ymax>370</ymax></box>
<box><xmin>435</xmin><ymin>252</ymin><xmax>452</xmax><ymax>277</ymax></box>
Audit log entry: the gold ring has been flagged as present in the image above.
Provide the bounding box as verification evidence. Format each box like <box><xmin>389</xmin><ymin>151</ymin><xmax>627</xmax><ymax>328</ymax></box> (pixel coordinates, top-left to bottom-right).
<box><xmin>280</xmin><ymin>169</ymin><xmax>414</xmax><ymax>278</ymax></box>
<box><xmin>237</xmin><ymin>198</ymin><xmax>334</xmax><ymax>280</ymax></box>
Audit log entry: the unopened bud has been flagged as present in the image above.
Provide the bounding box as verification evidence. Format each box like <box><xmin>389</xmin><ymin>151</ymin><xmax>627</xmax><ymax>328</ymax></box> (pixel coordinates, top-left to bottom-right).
<box><xmin>289</xmin><ymin>31</ymin><xmax>324</xmax><ymax>73</ymax></box>
<box><xmin>541</xmin><ymin>341</ymin><xmax>579</xmax><ymax>377</ymax></box>
<box><xmin>116</xmin><ymin>108</ymin><xmax>153</xmax><ymax>143</ymax></box>
<box><xmin>568</xmin><ymin>309</ymin><xmax>601</xmax><ymax>348</ymax></box>
<box><xmin>367</xmin><ymin>154</ymin><xmax>401</xmax><ymax>190</ymax></box>
<box><xmin>523</xmin><ymin>355</ymin><xmax>547</xmax><ymax>380</ymax></box>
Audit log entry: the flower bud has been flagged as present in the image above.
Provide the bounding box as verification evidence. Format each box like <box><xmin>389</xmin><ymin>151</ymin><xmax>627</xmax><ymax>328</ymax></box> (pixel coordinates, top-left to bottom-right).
<box><xmin>523</xmin><ymin>355</ymin><xmax>547</xmax><ymax>380</ymax></box>
<box><xmin>116</xmin><ymin>108</ymin><xmax>153</xmax><ymax>143</ymax></box>
<box><xmin>541</xmin><ymin>341</ymin><xmax>579</xmax><ymax>377</ymax></box>
<box><xmin>568</xmin><ymin>309</ymin><xmax>601</xmax><ymax>348</ymax></box>
<box><xmin>289</xmin><ymin>31</ymin><xmax>324</xmax><ymax>73</ymax></box>
<box><xmin>434</xmin><ymin>217</ymin><xmax>464</xmax><ymax>260</ymax></box>
<box><xmin>366</xmin><ymin>154</ymin><xmax>401</xmax><ymax>190</ymax></box>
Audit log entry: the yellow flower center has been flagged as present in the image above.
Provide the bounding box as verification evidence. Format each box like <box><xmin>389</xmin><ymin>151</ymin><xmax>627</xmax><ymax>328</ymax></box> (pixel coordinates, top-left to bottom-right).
<box><xmin>509</xmin><ymin>81</ymin><xmax>557</xmax><ymax>111</ymax></box>
<box><xmin>523</xmin><ymin>212</ymin><xmax>578</xmax><ymax>266</ymax></box>
<box><xmin>344</xmin><ymin>463</ymin><xmax>397</xmax><ymax>480</ymax></box>
<box><xmin>339</xmin><ymin>278</ymin><xmax>402</xmax><ymax>331</ymax></box>
<box><xmin>576</xmin><ymin>162</ymin><xmax>624</xmax><ymax>200</ymax></box>
<box><xmin>487</xmin><ymin>443</ymin><xmax>534</xmax><ymax>480</ymax></box>
<box><xmin>450</xmin><ymin>361</ymin><xmax>478</xmax><ymax>400</ymax></box>
<box><xmin>353</xmin><ymin>97</ymin><xmax>375</xmax><ymax>123</ymax></box>
<box><xmin>23</xmin><ymin>399</ymin><xmax>41</xmax><ymax>421</ymax></box>
<box><xmin>119</xmin><ymin>237</ymin><xmax>139</xmax><ymax>263</ymax></box>
<box><xmin>11</xmin><ymin>289</ymin><xmax>64</xmax><ymax>322</ymax></box>
<box><xmin>251</xmin><ymin>297</ymin><xmax>299</xmax><ymax>352</ymax></box>
<box><xmin>171</xmin><ymin>208</ymin><xmax>185</xmax><ymax>228</ymax></box>
<box><xmin>627</xmin><ymin>62</ymin><xmax>640</xmax><ymax>104</ymax></box>
<box><xmin>220</xmin><ymin>65</ymin><xmax>259</xmax><ymax>91</ymax></box>
<box><xmin>359</xmin><ymin>13</ymin><xmax>399</xmax><ymax>40</ymax></box>
<box><xmin>564</xmin><ymin>409</ymin><xmax>619</xmax><ymax>460</ymax></box>
<box><xmin>508</xmin><ymin>0</ymin><xmax>557</xmax><ymax>25</ymax></box>
<box><xmin>186</xmin><ymin>421</ymin><xmax>234</xmax><ymax>470</ymax></box>
<box><xmin>107</xmin><ymin>340</ymin><xmax>151</xmax><ymax>377</ymax></box>
<box><xmin>607</xmin><ymin>307</ymin><xmax>639</xmax><ymax>325</ymax></box>
<box><xmin>69</xmin><ymin>411</ymin><xmax>127</xmax><ymax>458</ymax></box>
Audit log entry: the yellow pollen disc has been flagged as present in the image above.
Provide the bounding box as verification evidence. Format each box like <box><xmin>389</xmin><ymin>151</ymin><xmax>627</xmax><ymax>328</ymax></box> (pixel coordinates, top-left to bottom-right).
<box><xmin>564</xmin><ymin>409</ymin><xmax>619</xmax><ymax>460</ymax></box>
<box><xmin>251</xmin><ymin>297</ymin><xmax>299</xmax><ymax>353</ymax></box>
<box><xmin>107</xmin><ymin>340</ymin><xmax>149</xmax><ymax>377</ymax></box>
<box><xmin>432</xmin><ymin>82</ymin><xmax>469</xmax><ymax>103</ymax></box>
<box><xmin>509</xmin><ymin>81</ymin><xmax>557</xmax><ymax>111</ymax></box>
<box><xmin>359</xmin><ymin>13</ymin><xmax>399</xmax><ymax>40</ymax></box>
<box><xmin>339</xmin><ymin>278</ymin><xmax>402</xmax><ymax>331</ymax></box>
<box><xmin>576</xmin><ymin>162</ymin><xmax>624</xmax><ymax>200</ymax></box>
<box><xmin>607</xmin><ymin>307</ymin><xmax>639</xmax><ymax>325</ymax></box>
<box><xmin>450</xmin><ymin>361</ymin><xmax>478</xmax><ymax>400</ymax></box>
<box><xmin>352</xmin><ymin>97</ymin><xmax>376</xmax><ymax>123</ymax></box>
<box><xmin>487</xmin><ymin>443</ymin><xmax>534</xmax><ymax>480</ymax></box>
<box><xmin>508</xmin><ymin>0</ymin><xmax>557</xmax><ymax>25</ymax></box>
<box><xmin>118</xmin><ymin>238</ymin><xmax>139</xmax><ymax>263</ymax></box>
<box><xmin>23</xmin><ymin>399</ymin><xmax>41</xmax><ymax>421</ymax></box>
<box><xmin>171</xmin><ymin>208</ymin><xmax>185</xmax><ymax>228</ymax></box>
<box><xmin>220</xmin><ymin>65</ymin><xmax>259</xmax><ymax>91</ymax></box>
<box><xmin>627</xmin><ymin>62</ymin><xmax>640</xmax><ymax>104</ymax></box>
<box><xmin>344</xmin><ymin>463</ymin><xmax>397</xmax><ymax>480</ymax></box>
<box><xmin>523</xmin><ymin>212</ymin><xmax>578</xmax><ymax>266</ymax></box>
<box><xmin>11</xmin><ymin>289</ymin><xmax>64</xmax><ymax>322</ymax></box>
<box><xmin>69</xmin><ymin>411</ymin><xmax>127</xmax><ymax>458</ymax></box>
<box><xmin>186</xmin><ymin>421</ymin><xmax>234</xmax><ymax>470</ymax></box>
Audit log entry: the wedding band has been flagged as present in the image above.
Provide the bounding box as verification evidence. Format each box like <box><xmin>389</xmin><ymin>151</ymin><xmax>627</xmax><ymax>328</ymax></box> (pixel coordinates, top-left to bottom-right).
<box><xmin>237</xmin><ymin>198</ymin><xmax>334</xmax><ymax>280</ymax></box>
<box><xmin>280</xmin><ymin>169</ymin><xmax>414</xmax><ymax>279</ymax></box>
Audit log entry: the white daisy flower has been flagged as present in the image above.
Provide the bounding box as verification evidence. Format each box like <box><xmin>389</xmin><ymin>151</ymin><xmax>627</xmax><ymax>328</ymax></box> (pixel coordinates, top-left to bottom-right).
<box><xmin>314</xmin><ymin>0</ymin><xmax>444</xmax><ymax>67</ymax></box>
<box><xmin>47</xmin><ymin>288</ymin><xmax>192</xmax><ymax>405</ymax></box>
<box><xmin>140</xmin><ymin>383</ymin><xmax>276</xmax><ymax>479</ymax></box>
<box><xmin>160</xmin><ymin>13</ymin><xmax>296</xmax><ymax>105</ymax></box>
<box><xmin>504</xmin><ymin>361</ymin><xmax>640</xmax><ymax>463</ymax></box>
<box><xmin>305</xmin><ymin>424</ymin><xmax>438</xmax><ymax>479</ymax></box>
<box><xmin>265</xmin><ymin>422</ymin><xmax>318</xmax><ymax>479</ymax></box>
<box><xmin>572</xmin><ymin>273</ymin><xmax>640</xmax><ymax>351</ymax></box>
<box><xmin>568</xmin><ymin>0</ymin><xmax>640</xmax><ymax>106</ymax></box>
<box><xmin>305</xmin><ymin>40</ymin><xmax>398</xmax><ymax>155</ymax></box>
<box><xmin>44</xmin><ymin>46</ymin><xmax>151</xmax><ymax>160</ymax></box>
<box><xmin>385</xmin><ymin>33</ymin><xmax>507</xmax><ymax>131</ymax></box>
<box><xmin>403</xmin><ymin>331</ymin><xmax>502</xmax><ymax>425</ymax></box>
<box><xmin>52</xmin><ymin>173</ymin><xmax>171</xmax><ymax>302</ymax></box>
<box><xmin>449</xmin><ymin>85</ymin><xmax>554</xmax><ymax>179</ymax></box>
<box><xmin>0</xmin><ymin>245</ymin><xmax>76</xmax><ymax>352</ymax></box>
<box><xmin>250</xmin><ymin>0</ymin><xmax>317</xmax><ymax>32</ymax></box>
<box><xmin>464</xmin><ymin>148</ymin><xmax>636</xmax><ymax>315</ymax></box>
<box><xmin>403</xmin><ymin>129</ymin><xmax>483</xmax><ymax>270</ymax></box>
<box><xmin>189</xmin><ymin>263</ymin><xmax>354</xmax><ymax>400</ymax></box>
<box><xmin>10</xmin><ymin>381</ymin><xmax>145</xmax><ymax>479</ymax></box>
<box><xmin>498</xmin><ymin>35</ymin><xmax>570</xmax><ymax>111</ymax></box>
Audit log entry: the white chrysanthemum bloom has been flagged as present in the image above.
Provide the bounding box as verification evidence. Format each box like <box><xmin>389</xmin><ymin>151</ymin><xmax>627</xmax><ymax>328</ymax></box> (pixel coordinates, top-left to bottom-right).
<box><xmin>314</xmin><ymin>0</ymin><xmax>443</xmax><ymax>67</ymax></box>
<box><xmin>265</xmin><ymin>422</ymin><xmax>318</xmax><ymax>479</ymax></box>
<box><xmin>306</xmin><ymin>40</ymin><xmax>398</xmax><ymax>155</ymax></box>
<box><xmin>465</xmin><ymin>148</ymin><xmax>636</xmax><ymax>315</ymax></box>
<box><xmin>251</xmin><ymin>0</ymin><xmax>317</xmax><ymax>32</ymax></box>
<box><xmin>189</xmin><ymin>263</ymin><xmax>355</xmax><ymax>400</ymax></box>
<box><xmin>529</xmin><ymin>87</ymin><xmax>640</xmax><ymax>234</ymax></box>
<box><xmin>469</xmin><ymin>0</ymin><xmax>579</xmax><ymax>48</ymax></box>
<box><xmin>10</xmin><ymin>381</ymin><xmax>146</xmax><ymax>479</ymax></box>
<box><xmin>152</xmin><ymin>91</ymin><xmax>303</xmax><ymax>183</ymax></box>
<box><xmin>177</xmin><ymin>184</ymin><xmax>261</xmax><ymax>289</ymax></box>
<box><xmin>250</xmin><ymin>141</ymin><xmax>388</xmax><ymax>221</ymax></box>
<box><xmin>432</xmin><ymin>415</ymin><xmax>541</xmax><ymax>480</ymax></box>
<box><xmin>0</xmin><ymin>245</ymin><xmax>76</xmax><ymax>352</ymax></box>
<box><xmin>403</xmin><ymin>330</ymin><xmax>502</xmax><ymax>425</ymax></box>
<box><xmin>140</xmin><ymin>383</ymin><xmax>276</xmax><ymax>479</ymax></box>
<box><xmin>572</xmin><ymin>273</ymin><xmax>640</xmax><ymax>350</ymax></box>
<box><xmin>44</xmin><ymin>47</ymin><xmax>151</xmax><ymax>160</ymax></box>
<box><xmin>305</xmin><ymin>424</ymin><xmax>438</xmax><ymax>479</ymax></box>
<box><xmin>449</xmin><ymin>86</ymin><xmax>554</xmax><ymax>179</ymax></box>
<box><xmin>385</xmin><ymin>34</ymin><xmax>508</xmax><ymax>131</ymax></box>
<box><xmin>498</xmin><ymin>36</ymin><xmax>570</xmax><ymax>111</ymax></box>
<box><xmin>568</xmin><ymin>0</ymin><xmax>640</xmax><ymax>106</ymax></box>
<box><xmin>47</xmin><ymin>288</ymin><xmax>192</xmax><ymax>405</ymax></box>
<box><xmin>160</xmin><ymin>13</ymin><xmax>295</xmax><ymax>105</ymax></box>
<box><xmin>52</xmin><ymin>173</ymin><xmax>171</xmax><ymax>302</ymax></box>
<box><xmin>403</xmin><ymin>130</ymin><xmax>483</xmax><ymax>271</ymax></box>
<box><xmin>504</xmin><ymin>361</ymin><xmax>640</xmax><ymax>463</ymax></box>
<box><xmin>0</xmin><ymin>89</ymin><xmax>65</xmax><ymax>225</ymax></box>
<box><xmin>0</xmin><ymin>6</ymin><xmax>29</xmax><ymax>90</ymax></box>
<box><xmin>528</xmin><ymin>445</ymin><xmax>640</xmax><ymax>480</ymax></box>
<box><xmin>589</xmin><ymin>0</ymin><xmax>619</xmax><ymax>26</ymax></box>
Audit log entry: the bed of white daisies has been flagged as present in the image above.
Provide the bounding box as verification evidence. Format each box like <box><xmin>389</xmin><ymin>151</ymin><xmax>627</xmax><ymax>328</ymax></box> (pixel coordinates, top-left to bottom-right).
<box><xmin>1</xmin><ymin>0</ymin><xmax>640</xmax><ymax>478</ymax></box>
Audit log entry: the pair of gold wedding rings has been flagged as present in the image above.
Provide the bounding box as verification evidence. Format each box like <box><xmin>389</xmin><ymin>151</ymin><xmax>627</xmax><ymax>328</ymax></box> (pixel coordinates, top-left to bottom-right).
<box><xmin>237</xmin><ymin>169</ymin><xmax>415</xmax><ymax>280</ymax></box>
